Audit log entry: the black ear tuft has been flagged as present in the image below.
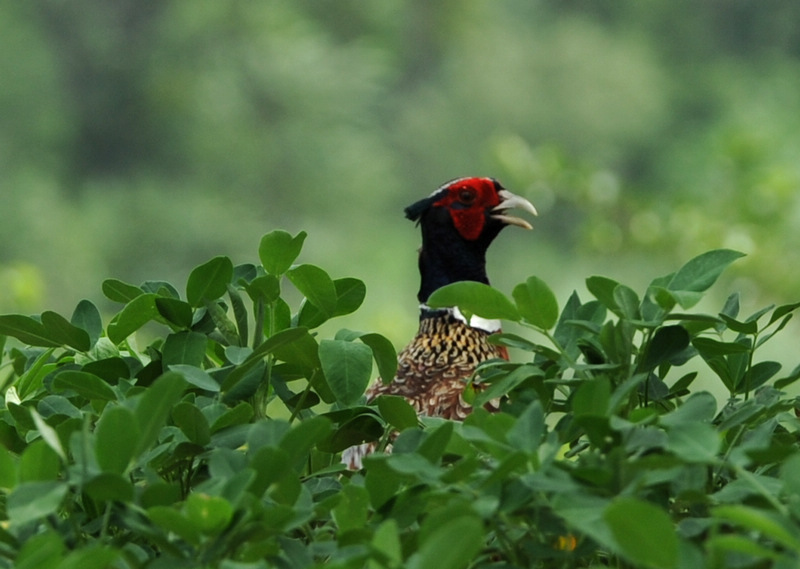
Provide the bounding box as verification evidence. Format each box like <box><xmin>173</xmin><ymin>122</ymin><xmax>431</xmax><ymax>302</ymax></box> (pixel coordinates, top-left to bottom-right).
<box><xmin>404</xmin><ymin>198</ymin><xmax>430</xmax><ymax>221</ymax></box>
<box><xmin>405</xmin><ymin>188</ymin><xmax>448</xmax><ymax>221</ymax></box>
<box><xmin>404</xmin><ymin>195</ymin><xmax>437</xmax><ymax>221</ymax></box>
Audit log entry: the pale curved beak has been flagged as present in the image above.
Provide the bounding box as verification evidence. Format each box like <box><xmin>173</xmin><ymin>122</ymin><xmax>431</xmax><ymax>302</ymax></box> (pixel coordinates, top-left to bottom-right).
<box><xmin>492</xmin><ymin>190</ymin><xmax>538</xmax><ymax>229</ymax></box>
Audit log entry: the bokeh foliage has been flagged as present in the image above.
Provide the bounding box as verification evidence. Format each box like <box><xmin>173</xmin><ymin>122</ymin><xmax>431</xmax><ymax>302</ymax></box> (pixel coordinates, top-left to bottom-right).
<box><xmin>2</xmin><ymin>1</ymin><xmax>800</xmax><ymax>327</ymax></box>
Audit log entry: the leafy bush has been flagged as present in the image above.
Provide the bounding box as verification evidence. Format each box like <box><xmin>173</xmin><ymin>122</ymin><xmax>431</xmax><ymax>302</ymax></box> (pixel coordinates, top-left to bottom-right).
<box><xmin>0</xmin><ymin>231</ymin><xmax>799</xmax><ymax>569</ymax></box>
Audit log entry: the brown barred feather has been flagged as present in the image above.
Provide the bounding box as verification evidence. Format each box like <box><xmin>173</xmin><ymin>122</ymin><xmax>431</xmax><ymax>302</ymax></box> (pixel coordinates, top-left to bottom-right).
<box><xmin>366</xmin><ymin>311</ymin><xmax>506</xmax><ymax>419</ymax></box>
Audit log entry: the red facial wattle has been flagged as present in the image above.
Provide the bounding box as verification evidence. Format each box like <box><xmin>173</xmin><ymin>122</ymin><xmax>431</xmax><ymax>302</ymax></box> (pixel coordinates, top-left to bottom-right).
<box><xmin>432</xmin><ymin>177</ymin><xmax>501</xmax><ymax>241</ymax></box>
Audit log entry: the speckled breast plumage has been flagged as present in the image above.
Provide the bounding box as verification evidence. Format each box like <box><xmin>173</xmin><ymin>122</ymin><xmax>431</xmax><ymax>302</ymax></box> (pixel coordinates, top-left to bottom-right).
<box><xmin>366</xmin><ymin>311</ymin><xmax>506</xmax><ymax>420</ymax></box>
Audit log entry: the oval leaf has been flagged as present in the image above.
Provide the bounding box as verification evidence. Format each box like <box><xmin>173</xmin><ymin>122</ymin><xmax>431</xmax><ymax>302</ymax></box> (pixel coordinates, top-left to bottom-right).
<box><xmin>376</xmin><ymin>395</ymin><xmax>418</xmax><ymax>431</ymax></box>
<box><xmin>169</xmin><ymin>364</ymin><xmax>221</xmax><ymax>393</ymax></box>
<box><xmin>668</xmin><ymin>249</ymin><xmax>745</xmax><ymax>296</ymax></box>
<box><xmin>287</xmin><ymin>264</ymin><xmax>338</xmax><ymax>316</ymax></box>
<box><xmin>319</xmin><ymin>339</ymin><xmax>373</xmax><ymax>406</ymax></box>
<box><xmin>52</xmin><ymin>370</ymin><xmax>117</xmax><ymax>402</ymax></box>
<box><xmin>186</xmin><ymin>256</ymin><xmax>234</xmax><ymax>307</ymax></box>
<box><xmin>605</xmin><ymin>497</ymin><xmax>678</xmax><ymax>569</ymax></box>
<box><xmin>172</xmin><ymin>402</ymin><xmax>211</xmax><ymax>446</ymax></box>
<box><xmin>666</xmin><ymin>422</ymin><xmax>720</xmax><ymax>463</ymax></box>
<box><xmin>410</xmin><ymin>515</ymin><xmax>484</xmax><ymax>569</ymax></box>
<box><xmin>70</xmin><ymin>300</ymin><xmax>102</xmax><ymax>347</ymax></box>
<box><xmin>102</xmin><ymin>278</ymin><xmax>144</xmax><ymax>303</ymax></box>
<box><xmin>41</xmin><ymin>311</ymin><xmax>91</xmax><ymax>351</ymax></box>
<box><xmin>427</xmin><ymin>281</ymin><xmax>520</xmax><ymax>322</ymax></box>
<box><xmin>259</xmin><ymin>230</ymin><xmax>307</xmax><ymax>276</ymax></box>
<box><xmin>134</xmin><ymin>372</ymin><xmax>187</xmax><ymax>456</ymax></box>
<box><xmin>7</xmin><ymin>481</ymin><xmax>68</xmax><ymax>527</ymax></box>
<box><xmin>155</xmin><ymin>297</ymin><xmax>194</xmax><ymax>328</ymax></box>
<box><xmin>107</xmin><ymin>294</ymin><xmax>160</xmax><ymax>345</ymax></box>
<box><xmin>162</xmin><ymin>331</ymin><xmax>207</xmax><ymax>367</ymax></box>
<box><xmin>512</xmin><ymin>276</ymin><xmax>558</xmax><ymax>329</ymax></box>
<box><xmin>0</xmin><ymin>315</ymin><xmax>60</xmax><ymax>348</ymax></box>
<box><xmin>642</xmin><ymin>325</ymin><xmax>690</xmax><ymax>371</ymax></box>
<box><xmin>95</xmin><ymin>405</ymin><xmax>140</xmax><ymax>474</ymax></box>
<box><xmin>358</xmin><ymin>332</ymin><xmax>398</xmax><ymax>385</ymax></box>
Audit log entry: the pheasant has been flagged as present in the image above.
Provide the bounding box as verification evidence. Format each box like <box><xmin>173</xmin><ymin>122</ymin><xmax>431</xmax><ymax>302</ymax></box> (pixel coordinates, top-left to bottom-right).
<box><xmin>342</xmin><ymin>177</ymin><xmax>537</xmax><ymax>469</ymax></box>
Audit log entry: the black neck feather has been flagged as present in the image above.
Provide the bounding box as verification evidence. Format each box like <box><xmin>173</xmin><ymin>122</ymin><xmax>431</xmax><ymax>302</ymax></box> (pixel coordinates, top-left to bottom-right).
<box><xmin>414</xmin><ymin>207</ymin><xmax>503</xmax><ymax>303</ymax></box>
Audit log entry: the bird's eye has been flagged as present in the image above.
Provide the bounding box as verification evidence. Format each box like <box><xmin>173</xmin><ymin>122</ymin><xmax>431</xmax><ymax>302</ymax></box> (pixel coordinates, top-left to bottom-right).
<box><xmin>458</xmin><ymin>189</ymin><xmax>476</xmax><ymax>204</ymax></box>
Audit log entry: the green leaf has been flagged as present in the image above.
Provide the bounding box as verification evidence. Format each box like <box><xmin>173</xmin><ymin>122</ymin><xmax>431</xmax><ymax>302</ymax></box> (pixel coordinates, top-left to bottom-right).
<box><xmin>692</xmin><ymin>337</ymin><xmax>750</xmax><ymax>358</ymax></box>
<box><xmin>83</xmin><ymin>472</ymin><xmax>135</xmax><ymax>503</ymax></box>
<box><xmin>742</xmin><ymin>361</ymin><xmax>781</xmax><ymax>392</ymax></box>
<box><xmin>427</xmin><ymin>281</ymin><xmax>520</xmax><ymax>321</ymax></box>
<box><xmin>70</xmin><ymin>300</ymin><xmax>102</xmax><ymax>347</ymax></box>
<box><xmin>297</xmin><ymin>277</ymin><xmax>367</xmax><ymax>327</ymax></box>
<box><xmin>712</xmin><ymin>505</ymin><xmax>800</xmax><ymax>551</ymax></box>
<box><xmin>259</xmin><ymin>230</ymin><xmax>307</xmax><ymax>276</ymax></box>
<box><xmin>332</xmin><ymin>484</ymin><xmax>370</xmax><ymax>532</ymax></box>
<box><xmin>19</xmin><ymin>439</ymin><xmax>59</xmax><ymax>482</ymax></box>
<box><xmin>660</xmin><ymin>391</ymin><xmax>717</xmax><ymax>427</ymax></box>
<box><xmin>14</xmin><ymin>531</ymin><xmax>64</xmax><ymax>569</ymax></box>
<box><xmin>332</xmin><ymin>277</ymin><xmax>367</xmax><ymax>315</ymax></box>
<box><xmin>172</xmin><ymin>402</ymin><xmax>211</xmax><ymax>446</ymax></box>
<box><xmin>613</xmin><ymin>284</ymin><xmax>640</xmax><ymax>320</ymax></box>
<box><xmin>162</xmin><ymin>331</ymin><xmax>207</xmax><ymax>367</ymax></box>
<box><xmin>718</xmin><ymin>313</ymin><xmax>758</xmax><ymax>334</ymax></box>
<box><xmin>7</xmin><ymin>481</ymin><xmax>68</xmax><ymax>527</ymax></box>
<box><xmin>372</xmin><ymin>520</ymin><xmax>402</xmax><ymax>566</ymax></box>
<box><xmin>95</xmin><ymin>405</ymin><xmax>139</xmax><ymax>474</ymax></box>
<box><xmin>358</xmin><ymin>332</ymin><xmax>398</xmax><ymax>384</ymax></box>
<box><xmin>319</xmin><ymin>339</ymin><xmax>373</xmax><ymax>406</ymax></box>
<box><xmin>52</xmin><ymin>370</ymin><xmax>117</xmax><ymax>402</ymax></box>
<box><xmin>147</xmin><ymin>505</ymin><xmax>201</xmax><ymax>545</ymax></box>
<box><xmin>227</xmin><ymin>284</ymin><xmax>249</xmax><ymax>345</ymax></box>
<box><xmin>0</xmin><ymin>446</ymin><xmax>18</xmax><ymax>490</ymax></box>
<box><xmin>418</xmin><ymin>421</ymin><xmax>454</xmax><ymax>463</ymax></box>
<box><xmin>287</xmin><ymin>264</ymin><xmax>338</xmax><ymax>316</ymax></box>
<box><xmin>17</xmin><ymin>348</ymin><xmax>56</xmax><ymax>400</ymax></box>
<box><xmin>0</xmin><ymin>315</ymin><xmax>60</xmax><ymax>348</ymax></box>
<box><xmin>169</xmin><ymin>364</ymin><xmax>220</xmax><ymax>392</ymax></box>
<box><xmin>155</xmin><ymin>297</ymin><xmax>194</xmax><ymax>328</ymax></box>
<box><xmin>186</xmin><ymin>256</ymin><xmax>234</xmax><ymax>307</ymax></box>
<box><xmin>769</xmin><ymin>301</ymin><xmax>800</xmax><ymax>326</ymax></box>
<box><xmin>30</xmin><ymin>409</ymin><xmax>66</xmax><ymax>462</ymax></box>
<box><xmin>666</xmin><ymin>422</ymin><xmax>720</xmax><ymax>462</ymax></box>
<box><xmin>210</xmin><ymin>401</ymin><xmax>254</xmax><ymax>433</ymax></box>
<box><xmin>605</xmin><ymin>497</ymin><xmax>678</xmax><ymax>569</ymax></box>
<box><xmin>642</xmin><ymin>325</ymin><xmax>690</xmax><ymax>370</ymax></box>
<box><xmin>82</xmin><ymin>357</ymin><xmax>130</xmax><ymax>383</ymax></box>
<box><xmin>408</xmin><ymin>515</ymin><xmax>484</xmax><ymax>569</ymax></box>
<box><xmin>245</xmin><ymin>274</ymin><xmax>281</xmax><ymax>303</ymax></box>
<box><xmin>512</xmin><ymin>276</ymin><xmax>559</xmax><ymax>329</ymax></box>
<box><xmin>101</xmin><ymin>278</ymin><xmax>144</xmax><ymax>303</ymax></box>
<box><xmin>667</xmin><ymin>249</ymin><xmax>745</xmax><ymax>307</ymax></box>
<box><xmin>573</xmin><ymin>378</ymin><xmax>610</xmax><ymax>417</ymax></box>
<box><xmin>58</xmin><ymin>545</ymin><xmax>120</xmax><ymax>569</ymax></box>
<box><xmin>40</xmin><ymin>311</ymin><xmax>91</xmax><ymax>351</ymax></box>
<box><xmin>280</xmin><ymin>416</ymin><xmax>333</xmax><ymax>467</ymax></box>
<box><xmin>586</xmin><ymin>276</ymin><xmax>620</xmax><ymax>312</ymax></box>
<box><xmin>107</xmin><ymin>294</ymin><xmax>160</xmax><ymax>345</ymax></box>
<box><xmin>472</xmin><ymin>364</ymin><xmax>544</xmax><ymax>408</ymax></box>
<box><xmin>506</xmin><ymin>400</ymin><xmax>545</xmax><ymax>453</ymax></box>
<box><xmin>376</xmin><ymin>395</ymin><xmax>418</xmax><ymax>431</ymax></box>
<box><xmin>134</xmin><ymin>372</ymin><xmax>187</xmax><ymax>456</ymax></box>
<box><xmin>221</xmin><ymin>327</ymin><xmax>309</xmax><ymax>393</ymax></box>
<box><xmin>780</xmin><ymin>454</ymin><xmax>800</xmax><ymax>497</ymax></box>
<box><xmin>184</xmin><ymin>493</ymin><xmax>233</xmax><ymax>535</ymax></box>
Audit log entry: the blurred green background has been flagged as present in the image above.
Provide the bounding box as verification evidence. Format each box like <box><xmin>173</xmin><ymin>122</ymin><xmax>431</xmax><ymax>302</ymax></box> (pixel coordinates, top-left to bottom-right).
<box><xmin>2</xmin><ymin>1</ymin><xmax>800</xmax><ymax>360</ymax></box>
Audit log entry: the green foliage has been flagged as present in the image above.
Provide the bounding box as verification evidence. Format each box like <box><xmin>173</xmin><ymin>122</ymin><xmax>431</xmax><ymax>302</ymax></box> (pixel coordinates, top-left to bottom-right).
<box><xmin>0</xmin><ymin>235</ymin><xmax>800</xmax><ymax>568</ymax></box>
